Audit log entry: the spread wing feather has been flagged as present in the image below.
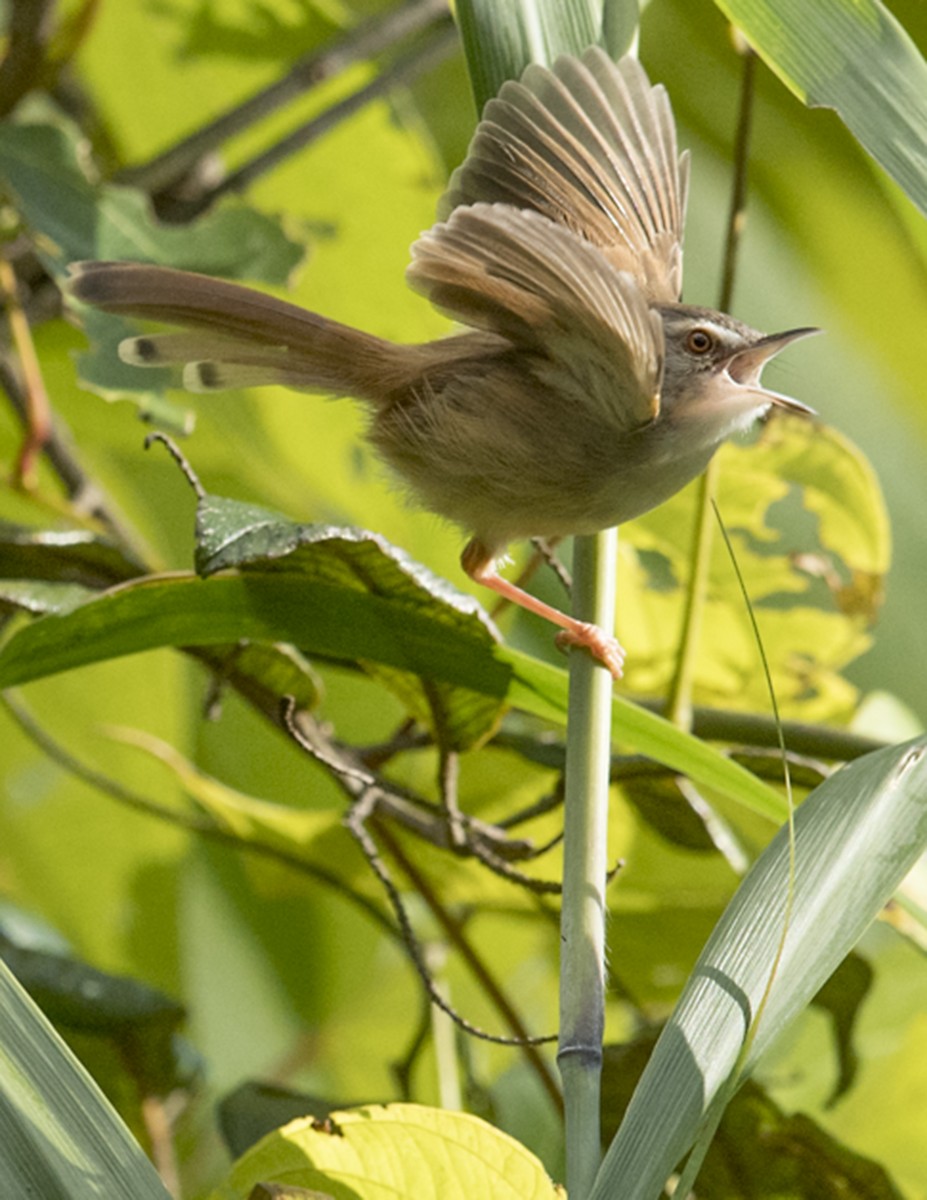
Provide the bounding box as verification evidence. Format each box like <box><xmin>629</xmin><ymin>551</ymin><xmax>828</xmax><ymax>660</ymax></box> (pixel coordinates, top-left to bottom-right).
<box><xmin>408</xmin><ymin>202</ymin><xmax>663</xmax><ymax>430</ymax></box>
<box><xmin>440</xmin><ymin>49</ymin><xmax>688</xmax><ymax>303</ymax></box>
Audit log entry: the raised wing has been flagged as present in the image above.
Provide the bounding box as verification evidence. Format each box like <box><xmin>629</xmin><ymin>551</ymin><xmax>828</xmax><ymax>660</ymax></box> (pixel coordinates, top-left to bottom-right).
<box><xmin>439</xmin><ymin>49</ymin><xmax>688</xmax><ymax>303</ymax></box>
<box><xmin>408</xmin><ymin>201</ymin><xmax>664</xmax><ymax>431</ymax></box>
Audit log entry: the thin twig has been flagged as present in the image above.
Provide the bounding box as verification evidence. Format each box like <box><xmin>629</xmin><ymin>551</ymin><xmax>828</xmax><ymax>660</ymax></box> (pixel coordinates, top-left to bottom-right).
<box><xmin>373</xmin><ymin>819</ymin><xmax>563</xmax><ymax>1109</ymax></box>
<box><xmin>2</xmin><ymin>691</ymin><xmax>399</xmax><ymax>938</ymax></box>
<box><xmin>140</xmin><ymin>1095</ymin><xmax>181</xmax><ymax>1199</ymax></box>
<box><xmin>719</xmin><ymin>47</ymin><xmax>758</xmax><ymax>314</ymax></box>
<box><xmin>157</xmin><ymin>20</ymin><xmax>458</xmax><ymax>221</ymax></box>
<box><xmin>1</xmin><ymin>254</ymin><xmax>52</xmax><ymax>488</ymax></box>
<box><xmin>346</xmin><ymin>791</ymin><xmax>553</xmax><ymax>1048</ymax></box>
<box><xmin>118</xmin><ymin>0</ymin><xmax>450</xmax><ymax>196</ymax></box>
<box><xmin>0</xmin><ymin>356</ymin><xmax>153</xmax><ymax>561</ymax></box>
<box><xmin>0</xmin><ymin>0</ymin><xmax>55</xmax><ymax>117</ymax></box>
<box><xmin>282</xmin><ymin>706</ymin><xmax>537</xmax><ymax>860</ymax></box>
<box><xmin>282</xmin><ymin>698</ymin><xmax>559</xmax><ymax>1055</ymax></box>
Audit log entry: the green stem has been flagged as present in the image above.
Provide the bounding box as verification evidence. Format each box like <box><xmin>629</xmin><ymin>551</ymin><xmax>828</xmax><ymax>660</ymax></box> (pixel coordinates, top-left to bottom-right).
<box><xmin>665</xmin><ymin>457</ymin><xmax>719</xmax><ymax>728</ymax></box>
<box><xmin>558</xmin><ymin>528</ymin><xmax>617</xmax><ymax>1199</ymax></box>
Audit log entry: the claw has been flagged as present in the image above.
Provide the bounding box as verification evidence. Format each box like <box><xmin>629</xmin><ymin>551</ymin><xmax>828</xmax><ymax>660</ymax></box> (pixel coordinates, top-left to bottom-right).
<box><xmin>555</xmin><ymin>622</ymin><xmax>625</xmax><ymax>679</ymax></box>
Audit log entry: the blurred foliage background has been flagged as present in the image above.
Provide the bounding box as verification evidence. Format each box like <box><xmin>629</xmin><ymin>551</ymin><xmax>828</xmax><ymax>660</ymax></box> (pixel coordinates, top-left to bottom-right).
<box><xmin>1</xmin><ymin>0</ymin><xmax>927</xmax><ymax>1195</ymax></box>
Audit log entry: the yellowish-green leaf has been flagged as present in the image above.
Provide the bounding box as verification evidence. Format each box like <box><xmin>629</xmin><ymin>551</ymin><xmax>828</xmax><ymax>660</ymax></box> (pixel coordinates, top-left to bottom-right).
<box><xmin>211</xmin><ymin>1104</ymin><xmax>563</xmax><ymax>1200</ymax></box>
<box><xmin>103</xmin><ymin>726</ymin><xmax>339</xmax><ymax>853</ymax></box>
<box><xmin>621</xmin><ymin>417</ymin><xmax>889</xmax><ymax>720</ymax></box>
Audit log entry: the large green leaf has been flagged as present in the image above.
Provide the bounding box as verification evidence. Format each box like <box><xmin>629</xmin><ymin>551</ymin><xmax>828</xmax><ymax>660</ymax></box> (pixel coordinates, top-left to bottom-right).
<box><xmin>622</xmin><ymin>417</ymin><xmax>890</xmax><ymax>721</ymax></box>
<box><xmin>590</xmin><ymin>736</ymin><xmax>927</xmax><ymax>1199</ymax></box>
<box><xmin>712</xmin><ymin>0</ymin><xmax>927</xmax><ymax>215</ymax></box>
<box><xmin>0</xmin><ymin>956</ymin><xmax>172</xmax><ymax>1199</ymax></box>
<box><xmin>211</xmin><ymin>1103</ymin><xmax>561</xmax><ymax>1200</ymax></box>
<box><xmin>0</xmin><ymin>563</ymin><xmax>785</xmax><ymax>820</ymax></box>
<box><xmin>195</xmin><ymin>495</ymin><xmax>507</xmax><ymax>748</ymax></box>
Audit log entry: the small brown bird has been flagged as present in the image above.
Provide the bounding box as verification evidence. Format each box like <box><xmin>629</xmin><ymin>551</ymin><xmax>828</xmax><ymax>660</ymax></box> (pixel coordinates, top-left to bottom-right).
<box><xmin>69</xmin><ymin>49</ymin><xmax>815</xmax><ymax>678</ymax></box>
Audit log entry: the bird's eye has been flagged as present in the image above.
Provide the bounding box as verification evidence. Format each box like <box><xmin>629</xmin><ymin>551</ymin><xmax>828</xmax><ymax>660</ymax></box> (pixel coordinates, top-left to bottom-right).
<box><xmin>685</xmin><ymin>328</ymin><xmax>714</xmax><ymax>354</ymax></box>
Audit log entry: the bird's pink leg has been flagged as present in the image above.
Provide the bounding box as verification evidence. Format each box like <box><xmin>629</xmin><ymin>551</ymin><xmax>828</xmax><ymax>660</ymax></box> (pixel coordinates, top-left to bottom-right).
<box><xmin>462</xmin><ymin>539</ymin><xmax>625</xmax><ymax>679</ymax></box>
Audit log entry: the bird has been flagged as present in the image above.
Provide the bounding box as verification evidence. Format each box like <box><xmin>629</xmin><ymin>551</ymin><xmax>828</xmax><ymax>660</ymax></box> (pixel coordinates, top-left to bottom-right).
<box><xmin>68</xmin><ymin>48</ymin><xmax>816</xmax><ymax>679</ymax></box>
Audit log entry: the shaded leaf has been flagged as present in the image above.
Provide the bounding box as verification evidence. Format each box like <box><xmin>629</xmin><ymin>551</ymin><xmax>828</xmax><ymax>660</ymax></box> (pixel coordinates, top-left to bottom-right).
<box><xmin>0</xmin><ymin>117</ymin><xmax>303</xmax><ymax>423</ymax></box>
<box><xmin>591</xmin><ymin>737</ymin><xmax>927</xmax><ymax>1199</ymax></box>
<box><xmin>192</xmin><ymin>641</ymin><xmax>323</xmax><ymax>716</ymax></box>
<box><xmin>0</xmin><ymin>521</ymin><xmax>144</xmax><ymax>586</ymax></box>
<box><xmin>171</xmin><ymin>1</ymin><xmax>340</xmax><ymax>62</ymax></box>
<box><xmin>699</xmin><ymin>1079</ymin><xmax>905</xmax><ymax>1198</ymax></box>
<box><xmin>219</xmin><ymin>1082</ymin><xmax>351</xmax><ymax>1159</ymax></box>
<box><xmin>0</xmin><ymin>957</ymin><xmax>172</xmax><ymax>1199</ymax></box>
<box><xmin>0</xmin><ymin>933</ymin><xmax>184</xmax><ymax>1036</ymax></box>
<box><xmin>811</xmin><ymin>951</ymin><xmax>874</xmax><ymax>1105</ymax></box>
<box><xmin>195</xmin><ymin>494</ymin><xmax>505</xmax><ymax>748</ymax></box>
<box><xmin>0</xmin><ymin>567</ymin><xmax>788</xmax><ymax>819</ymax></box>
<box><xmin>0</xmin><ymin>121</ymin><xmax>303</xmax><ymax>280</ymax></box>
<box><xmin>601</xmin><ymin>1032</ymin><xmax>902</xmax><ymax>1196</ymax></box>
<box><xmin>0</xmin><ymin>932</ymin><xmax>190</xmax><ymax>1100</ymax></box>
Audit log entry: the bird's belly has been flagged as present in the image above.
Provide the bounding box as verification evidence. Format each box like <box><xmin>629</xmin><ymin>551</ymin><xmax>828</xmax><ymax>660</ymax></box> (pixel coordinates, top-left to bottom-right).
<box><xmin>370</xmin><ymin>367</ymin><xmax>720</xmax><ymax>551</ymax></box>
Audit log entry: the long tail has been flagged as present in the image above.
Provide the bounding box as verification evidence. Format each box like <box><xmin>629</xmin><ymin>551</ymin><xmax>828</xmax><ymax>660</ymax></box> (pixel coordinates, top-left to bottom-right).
<box><xmin>68</xmin><ymin>261</ymin><xmax>420</xmax><ymax>402</ymax></box>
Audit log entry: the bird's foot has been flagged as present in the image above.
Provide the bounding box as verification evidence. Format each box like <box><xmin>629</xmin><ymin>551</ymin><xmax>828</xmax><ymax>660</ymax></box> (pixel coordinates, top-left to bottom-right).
<box><xmin>555</xmin><ymin>622</ymin><xmax>625</xmax><ymax>679</ymax></box>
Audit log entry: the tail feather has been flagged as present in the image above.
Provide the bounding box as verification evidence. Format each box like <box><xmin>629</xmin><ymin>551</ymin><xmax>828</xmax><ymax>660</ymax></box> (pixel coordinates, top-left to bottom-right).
<box><xmin>68</xmin><ymin>261</ymin><xmax>418</xmax><ymax>402</ymax></box>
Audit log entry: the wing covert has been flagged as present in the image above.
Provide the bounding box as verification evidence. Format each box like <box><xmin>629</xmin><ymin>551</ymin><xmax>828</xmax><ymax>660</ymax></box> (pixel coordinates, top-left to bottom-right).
<box><xmin>408</xmin><ymin>202</ymin><xmax>664</xmax><ymax>431</ymax></box>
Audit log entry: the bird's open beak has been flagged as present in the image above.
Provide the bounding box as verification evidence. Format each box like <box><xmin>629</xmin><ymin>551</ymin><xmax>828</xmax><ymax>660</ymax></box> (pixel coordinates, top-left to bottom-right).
<box><xmin>727</xmin><ymin>326</ymin><xmax>820</xmax><ymax>416</ymax></box>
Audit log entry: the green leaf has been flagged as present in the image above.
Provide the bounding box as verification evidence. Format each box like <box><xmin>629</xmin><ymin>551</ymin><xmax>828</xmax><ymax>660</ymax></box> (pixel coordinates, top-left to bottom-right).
<box><xmin>600</xmin><ymin>1039</ymin><xmax>905</xmax><ymax>1198</ymax></box>
<box><xmin>196</xmin><ymin>497</ymin><xmax>507</xmax><ymax>747</ymax></box>
<box><xmin>454</xmin><ymin>0</ymin><xmax>610</xmax><ymax>107</ymax></box>
<box><xmin>0</xmin><ymin>956</ymin><xmax>173</xmax><ymax>1199</ymax></box>
<box><xmin>712</xmin><ymin>0</ymin><xmax>927</xmax><ymax>215</ymax></box>
<box><xmin>0</xmin><ymin>521</ymin><xmax>144</xmax><ymax>586</ymax></box>
<box><xmin>0</xmin><ymin>579</ymin><xmax>97</xmax><ymax>616</ymax></box>
<box><xmin>0</xmin><ymin>122</ymin><xmax>304</xmax><ymax>280</ymax></box>
<box><xmin>1</xmin><ymin>931</ymin><xmax>184</xmax><ymax>1035</ymax></box>
<box><xmin>219</xmin><ymin>1082</ymin><xmax>340</xmax><ymax>1159</ymax></box>
<box><xmin>104</xmin><ymin>725</ymin><xmax>341</xmax><ymax>855</ymax></box>
<box><xmin>700</xmin><ymin>1078</ymin><xmax>905</xmax><ymax>1197</ymax></box>
<box><xmin>0</xmin><ymin>571</ymin><xmax>510</xmax><ymax>697</ymax></box>
<box><xmin>623</xmin><ymin>417</ymin><xmax>890</xmax><ymax>721</ymax></box>
<box><xmin>591</xmin><ymin>736</ymin><xmax>927</xmax><ymax>1200</ymax></box>
<box><xmin>210</xmin><ymin>1103</ymin><xmax>562</xmax><ymax>1200</ymax></box>
<box><xmin>0</xmin><ymin>569</ymin><xmax>786</xmax><ymax>820</ymax></box>
<box><xmin>0</xmin><ymin>118</ymin><xmax>303</xmax><ymax>423</ymax></box>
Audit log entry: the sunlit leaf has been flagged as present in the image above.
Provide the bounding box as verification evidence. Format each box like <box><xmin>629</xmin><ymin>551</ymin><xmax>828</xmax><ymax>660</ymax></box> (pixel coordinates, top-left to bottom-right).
<box><xmin>211</xmin><ymin>1103</ymin><xmax>562</xmax><ymax>1200</ymax></box>
<box><xmin>621</xmin><ymin>417</ymin><xmax>890</xmax><ymax>720</ymax></box>
<box><xmin>104</xmin><ymin>725</ymin><xmax>341</xmax><ymax>853</ymax></box>
<box><xmin>713</xmin><ymin>0</ymin><xmax>927</xmax><ymax>215</ymax></box>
